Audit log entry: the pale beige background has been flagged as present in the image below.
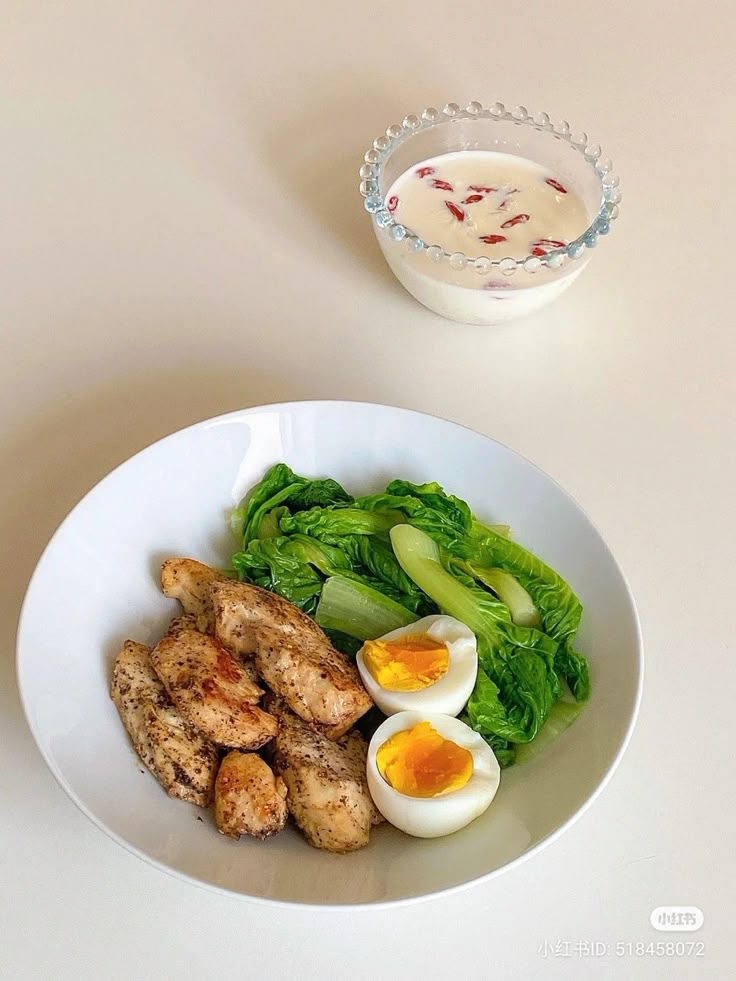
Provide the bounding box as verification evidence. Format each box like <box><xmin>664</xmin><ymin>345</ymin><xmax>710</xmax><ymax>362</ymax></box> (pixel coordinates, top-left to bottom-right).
<box><xmin>2</xmin><ymin>2</ymin><xmax>734</xmax><ymax>979</ymax></box>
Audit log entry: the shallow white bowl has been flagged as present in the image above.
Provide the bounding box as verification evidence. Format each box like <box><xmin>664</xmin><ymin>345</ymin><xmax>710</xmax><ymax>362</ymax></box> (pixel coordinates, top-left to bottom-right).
<box><xmin>17</xmin><ymin>401</ymin><xmax>642</xmax><ymax>907</ymax></box>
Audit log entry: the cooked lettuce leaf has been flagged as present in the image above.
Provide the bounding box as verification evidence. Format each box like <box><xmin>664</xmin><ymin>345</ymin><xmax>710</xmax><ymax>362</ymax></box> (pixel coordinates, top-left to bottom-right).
<box><xmin>233</xmin><ymin>526</ymin><xmax>427</xmax><ymax>620</ymax></box>
<box><xmin>343</xmin><ymin>536</ymin><xmax>436</xmax><ymax>617</ymax></box>
<box><xmin>469</xmin><ymin>521</ymin><xmax>582</xmax><ymax>644</ymax></box>
<box><xmin>231</xmin><ymin>463</ymin><xmax>353</xmax><ymax>546</ymax></box>
<box><xmin>285</xmin><ymin>477</ymin><xmax>353</xmax><ymax>510</ymax></box>
<box><xmin>315</xmin><ymin>575</ymin><xmax>418</xmax><ymax>641</ymax></box>
<box><xmin>362</xmin><ymin>478</ymin><xmax>590</xmax><ymax>702</ymax></box>
<box><xmin>514</xmin><ymin>699</ymin><xmax>582</xmax><ymax>765</ymax></box>
<box><xmin>232</xmin><ymin>536</ymin><xmax>328</xmax><ymax>613</ymax></box>
<box><xmin>463</xmin><ymin>564</ymin><xmax>541</xmax><ymax>628</ymax></box>
<box><xmin>229</xmin><ymin>464</ymin><xmax>592</xmax><ymax>761</ymax></box>
<box><xmin>279</xmin><ymin>507</ymin><xmax>403</xmax><ymax>543</ymax></box>
<box><xmin>390</xmin><ymin>524</ymin><xmax>560</xmax><ymax>743</ymax></box>
<box><xmin>355</xmin><ymin>480</ymin><xmax>471</xmax><ymax>551</ymax></box>
<box><xmin>466</xmin><ymin>523</ymin><xmax>589</xmax><ymax>699</ymax></box>
<box><xmin>256</xmin><ymin>506</ymin><xmax>287</xmax><ymax>540</ymax></box>
<box><xmin>553</xmin><ymin>642</ymin><xmax>591</xmax><ymax>702</ymax></box>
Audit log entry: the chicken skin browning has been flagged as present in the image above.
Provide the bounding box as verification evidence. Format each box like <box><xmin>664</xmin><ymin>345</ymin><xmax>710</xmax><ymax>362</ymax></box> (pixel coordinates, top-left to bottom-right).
<box><xmin>150</xmin><ymin>628</ymin><xmax>276</xmax><ymax>750</ymax></box>
<box><xmin>110</xmin><ymin>640</ymin><xmax>218</xmax><ymax>806</ymax></box>
<box><xmin>268</xmin><ymin>697</ymin><xmax>382</xmax><ymax>853</ymax></box>
<box><xmin>215</xmin><ymin>751</ymin><xmax>288</xmax><ymax>839</ymax></box>
<box><xmin>165</xmin><ymin>612</ymin><xmax>261</xmax><ymax>686</ymax></box>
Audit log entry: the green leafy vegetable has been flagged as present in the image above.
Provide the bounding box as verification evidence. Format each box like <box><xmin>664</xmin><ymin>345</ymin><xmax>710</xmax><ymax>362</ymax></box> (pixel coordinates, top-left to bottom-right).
<box><xmin>279</xmin><ymin>507</ymin><xmax>403</xmax><ymax>543</ymax></box>
<box><xmin>553</xmin><ymin>642</ymin><xmax>591</xmax><ymax>702</ymax></box>
<box><xmin>256</xmin><ymin>507</ymin><xmax>286</xmax><ymax>540</ymax></box>
<box><xmin>469</xmin><ymin>520</ymin><xmax>582</xmax><ymax>643</ymax></box>
<box><xmin>464</xmin><ymin>564</ymin><xmax>541</xmax><ymax>627</ymax></box>
<box><xmin>229</xmin><ymin>463</ymin><xmax>592</xmax><ymax>763</ymax></box>
<box><xmin>460</xmin><ymin>703</ymin><xmax>517</xmax><ymax>768</ymax></box>
<box><xmin>231</xmin><ymin>469</ymin><xmax>428</xmax><ymax>620</ymax></box>
<box><xmin>233</xmin><ymin>538</ymin><xmax>322</xmax><ymax>613</ymax></box>
<box><xmin>355</xmin><ymin>480</ymin><xmax>471</xmax><ymax>551</ymax></box>
<box><xmin>285</xmin><ymin>477</ymin><xmax>354</xmax><ymax>510</ymax></box>
<box><xmin>362</xmin><ymin>478</ymin><xmax>590</xmax><ymax>702</ymax></box>
<box><xmin>343</xmin><ymin>536</ymin><xmax>435</xmax><ymax>617</ymax></box>
<box><xmin>231</xmin><ymin>463</ymin><xmax>353</xmax><ymax>546</ymax></box>
<box><xmin>466</xmin><ymin>523</ymin><xmax>589</xmax><ymax>699</ymax></box>
<box><xmin>486</xmin><ymin>524</ymin><xmax>511</xmax><ymax>539</ymax></box>
<box><xmin>514</xmin><ymin>699</ymin><xmax>582</xmax><ymax>765</ymax></box>
<box><xmin>315</xmin><ymin>575</ymin><xmax>418</xmax><ymax>641</ymax></box>
<box><xmin>390</xmin><ymin>524</ymin><xmax>560</xmax><ymax>743</ymax></box>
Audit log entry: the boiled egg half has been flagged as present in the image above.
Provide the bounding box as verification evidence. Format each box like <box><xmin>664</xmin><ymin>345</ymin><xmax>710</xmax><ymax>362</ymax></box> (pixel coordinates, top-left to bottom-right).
<box><xmin>356</xmin><ymin>615</ymin><xmax>478</xmax><ymax>717</ymax></box>
<box><xmin>366</xmin><ymin>711</ymin><xmax>501</xmax><ymax>838</ymax></box>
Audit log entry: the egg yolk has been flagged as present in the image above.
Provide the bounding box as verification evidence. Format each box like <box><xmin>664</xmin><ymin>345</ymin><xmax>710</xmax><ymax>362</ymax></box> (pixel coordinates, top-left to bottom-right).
<box><xmin>362</xmin><ymin>633</ymin><xmax>450</xmax><ymax>692</ymax></box>
<box><xmin>376</xmin><ymin>721</ymin><xmax>473</xmax><ymax>798</ymax></box>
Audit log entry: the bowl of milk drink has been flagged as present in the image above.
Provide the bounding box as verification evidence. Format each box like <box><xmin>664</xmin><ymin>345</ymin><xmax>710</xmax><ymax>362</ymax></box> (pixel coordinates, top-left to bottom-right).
<box><xmin>360</xmin><ymin>103</ymin><xmax>621</xmax><ymax>325</ymax></box>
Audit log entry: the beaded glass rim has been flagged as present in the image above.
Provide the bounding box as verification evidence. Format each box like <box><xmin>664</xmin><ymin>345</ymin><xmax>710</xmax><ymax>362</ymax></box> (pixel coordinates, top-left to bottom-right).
<box><xmin>359</xmin><ymin>101</ymin><xmax>621</xmax><ymax>276</ymax></box>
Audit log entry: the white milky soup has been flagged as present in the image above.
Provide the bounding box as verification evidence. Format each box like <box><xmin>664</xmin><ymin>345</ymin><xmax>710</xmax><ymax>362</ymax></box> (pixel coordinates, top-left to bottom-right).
<box><xmin>385</xmin><ymin>150</ymin><xmax>589</xmax><ymax>265</ymax></box>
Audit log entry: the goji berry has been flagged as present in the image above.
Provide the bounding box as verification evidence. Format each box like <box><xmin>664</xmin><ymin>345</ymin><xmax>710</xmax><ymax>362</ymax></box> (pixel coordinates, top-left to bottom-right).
<box><xmin>500</xmin><ymin>213</ymin><xmax>530</xmax><ymax>229</ymax></box>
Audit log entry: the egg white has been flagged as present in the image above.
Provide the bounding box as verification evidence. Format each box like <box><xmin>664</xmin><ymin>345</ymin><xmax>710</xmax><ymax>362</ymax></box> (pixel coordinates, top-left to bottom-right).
<box><xmin>356</xmin><ymin>615</ymin><xmax>478</xmax><ymax>717</ymax></box>
<box><xmin>366</xmin><ymin>711</ymin><xmax>501</xmax><ymax>838</ymax></box>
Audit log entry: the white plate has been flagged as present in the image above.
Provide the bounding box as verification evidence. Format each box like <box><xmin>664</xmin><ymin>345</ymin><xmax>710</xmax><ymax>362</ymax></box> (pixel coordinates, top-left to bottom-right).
<box><xmin>17</xmin><ymin>401</ymin><xmax>642</xmax><ymax>907</ymax></box>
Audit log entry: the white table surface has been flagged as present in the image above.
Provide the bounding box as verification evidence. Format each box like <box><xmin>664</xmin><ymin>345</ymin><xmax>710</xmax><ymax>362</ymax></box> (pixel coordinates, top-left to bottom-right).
<box><xmin>2</xmin><ymin>2</ymin><xmax>733</xmax><ymax>978</ymax></box>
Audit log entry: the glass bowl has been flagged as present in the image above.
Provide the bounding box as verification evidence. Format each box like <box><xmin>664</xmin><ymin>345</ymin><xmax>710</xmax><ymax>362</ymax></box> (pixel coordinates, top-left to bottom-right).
<box><xmin>359</xmin><ymin>102</ymin><xmax>621</xmax><ymax>325</ymax></box>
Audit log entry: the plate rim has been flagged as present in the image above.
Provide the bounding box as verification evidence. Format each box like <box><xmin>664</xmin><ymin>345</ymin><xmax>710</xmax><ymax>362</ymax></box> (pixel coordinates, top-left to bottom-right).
<box><xmin>15</xmin><ymin>399</ymin><xmax>644</xmax><ymax>909</ymax></box>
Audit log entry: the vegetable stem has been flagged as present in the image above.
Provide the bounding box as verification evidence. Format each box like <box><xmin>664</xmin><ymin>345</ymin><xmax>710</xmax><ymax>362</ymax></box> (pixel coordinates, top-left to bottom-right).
<box><xmin>315</xmin><ymin>575</ymin><xmax>418</xmax><ymax>641</ymax></box>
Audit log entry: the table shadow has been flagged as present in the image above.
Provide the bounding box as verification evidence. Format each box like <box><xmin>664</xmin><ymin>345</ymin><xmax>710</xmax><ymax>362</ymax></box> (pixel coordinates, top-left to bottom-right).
<box><xmin>249</xmin><ymin>72</ymin><xmax>406</xmax><ymax>289</ymax></box>
<box><xmin>1</xmin><ymin>357</ymin><xmax>310</xmax><ymax>760</ymax></box>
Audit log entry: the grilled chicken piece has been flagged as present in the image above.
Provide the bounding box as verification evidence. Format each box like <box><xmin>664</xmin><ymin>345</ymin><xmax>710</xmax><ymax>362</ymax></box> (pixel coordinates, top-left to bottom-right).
<box><xmin>110</xmin><ymin>640</ymin><xmax>217</xmax><ymax>806</ymax></box>
<box><xmin>161</xmin><ymin>558</ymin><xmax>229</xmax><ymax>631</ymax></box>
<box><xmin>166</xmin><ymin>613</ymin><xmax>261</xmax><ymax>685</ymax></box>
<box><xmin>166</xmin><ymin>613</ymin><xmax>203</xmax><ymax>637</ymax></box>
<box><xmin>215</xmin><ymin>751</ymin><xmax>288</xmax><ymax>840</ymax></box>
<box><xmin>211</xmin><ymin>580</ymin><xmax>372</xmax><ymax>739</ymax></box>
<box><xmin>212</xmin><ymin>577</ymin><xmax>329</xmax><ymax>656</ymax></box>
<box><xmin>268</xmin><ymin>697</ymin><xmax>382</xmax><ymax>853</ymax></box>
<box><xmin>150</xmin><ymin>628</ymin><xmax>276</xmax><ymax>750</ymax></box>
<box><xmin>255</xmin><ymin>626</ymin><xmax>372</xmax><ymax>740</ymax></box>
